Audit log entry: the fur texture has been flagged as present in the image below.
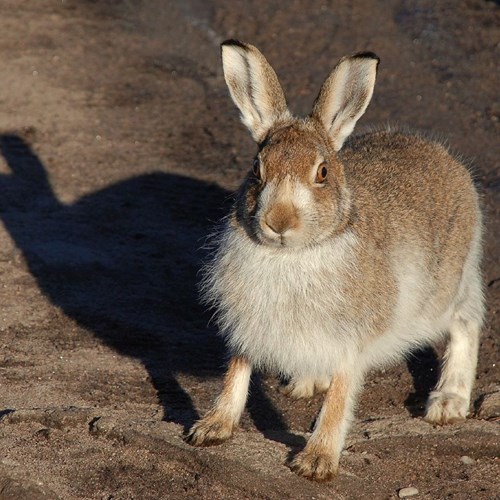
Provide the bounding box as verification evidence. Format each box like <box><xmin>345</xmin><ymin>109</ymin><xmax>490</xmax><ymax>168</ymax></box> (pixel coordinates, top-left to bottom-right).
<box><xmin>186</xmin><ymin>41</ymin><xmax>484</xmax><ymax>482</ymax></box>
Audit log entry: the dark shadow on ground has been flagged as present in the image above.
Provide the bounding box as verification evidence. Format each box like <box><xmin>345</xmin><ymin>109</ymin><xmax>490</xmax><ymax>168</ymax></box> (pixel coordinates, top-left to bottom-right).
<box><xmin>404</xmin><ymin>346</ymin><xmax>440</xmax><ymax>417</ymax></box>
<box><xmin>0</xmin><ymin>134</ymin><xmax>224</xmax><ymax>430</ymax></box>
<box><xmin>0</xmin><ymin>134</ymin><xmax>227</xmax><ymax>426</ymax></box>
<box><xmin>247</xmin><ymin>374</ymin><xmax>291</xmax><ymax>443</ymax></box>
<box><xmin>0</xmin><ymin>133</ymin><xmax>289</xmax><ymax>436</ymax></box>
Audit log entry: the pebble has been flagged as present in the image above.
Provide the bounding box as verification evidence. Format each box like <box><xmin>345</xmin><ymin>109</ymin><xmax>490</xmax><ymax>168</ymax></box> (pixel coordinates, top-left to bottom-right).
<box><xmin>398</xmin><ymin>487</ymin><xmax>419</xmax><ymax>498</ymax></box>
<box><xmin>1</xmin><ymin>458</ymin><xmax>20</xmax><ymax>467</ymax></box>
<box><xmin>460</xmin><ymin>455</ymin><xmax>475</xmax><ymax>465</ymax></box>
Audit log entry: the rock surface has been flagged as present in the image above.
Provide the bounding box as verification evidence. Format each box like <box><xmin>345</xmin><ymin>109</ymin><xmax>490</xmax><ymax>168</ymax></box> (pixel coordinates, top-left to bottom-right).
<box><xmin>476</xmin><ymin>390</ymin><xmax>500</xmax><ymax>420</ymax></box>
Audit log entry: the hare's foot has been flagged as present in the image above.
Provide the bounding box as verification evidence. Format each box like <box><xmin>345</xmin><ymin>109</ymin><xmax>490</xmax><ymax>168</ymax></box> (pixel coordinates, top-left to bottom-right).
<box><xmin>186</xmin><ymin>412</ymin><xmax>234</xmax><ymax>446</ymax></box>
<box><xmin>289</xmin><ymin>449</ymin><xmax>339</xmax><ymax>482</ymax></box>
<box><xmin>280</xmin><ymin>376</ymin><xmax>331</xmax><ymax>399</ymax></box>
<box><xmin>425</xmin><ymin>316</ymin><xmax>480</xmax><ymax>425</ymax></box>
<box><xmin>424</xmin><ymin>391</ymin><xmax>468</xmax><ymax>425</ymax></box>
<box><xmin>186</xmin><ymin>356</ymin><xmax>251</xmax><ymax>446</ymax></box>
<box><xmin>289</xmin><ymin>372</ymin><xmax>355</xmax><ymax>481</ymax></box>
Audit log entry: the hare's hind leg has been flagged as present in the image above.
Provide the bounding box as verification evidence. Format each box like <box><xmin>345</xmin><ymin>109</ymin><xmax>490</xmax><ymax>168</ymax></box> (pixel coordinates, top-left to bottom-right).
<box><xmin>186</xmin><ymin>356</ymin><xmax>251</xmax><ymax>446</ymax></box>
<box><xmin>425</xmin><ymin>279</ymin><xmax>484</xmax><ymax>425</ymax></box>
<box><xmin>280</xmin><ymin>375</ymin><xmax>331</xmax><ymax>399</ymax></box>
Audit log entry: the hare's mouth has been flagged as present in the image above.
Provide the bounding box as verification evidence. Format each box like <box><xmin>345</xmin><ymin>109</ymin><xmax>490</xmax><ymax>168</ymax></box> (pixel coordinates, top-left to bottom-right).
<box><xmin>259</xmin><ymin>233</ymin><xmax>287</xmax><ymax>248</ymax></box>
<box><xmin>257</xmin><ymin>229</ymin><xmax>306</xmax><ymax>249</ymax></box>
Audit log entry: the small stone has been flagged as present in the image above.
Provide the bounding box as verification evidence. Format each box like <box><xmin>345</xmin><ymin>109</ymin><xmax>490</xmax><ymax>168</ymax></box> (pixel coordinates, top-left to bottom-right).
<box><xmin>398</xmin><ymin>487</ymin><xmax>419</xmax><ymax>498</ymax></box>
<box><xmin>1</xmin><ymin>458</ymin><xmax>19</xmax><ymax>467</ymax></box>
<box><xmin>460</xmin><ymin>455</ymin><xmax>475</xmax><ymax>465</ymax></box>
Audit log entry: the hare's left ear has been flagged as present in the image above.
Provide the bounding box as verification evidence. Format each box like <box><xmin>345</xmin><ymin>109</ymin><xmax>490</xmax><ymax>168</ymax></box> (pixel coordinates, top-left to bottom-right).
<box><xmin>312</xmin><ymin>53</ymin><xmax>379</xmax><ymax>151</ymax></box>
<box><xmin>221</xmin><ymin>40</ymin><xmax>291</xmax><ymax>143</ymax></box>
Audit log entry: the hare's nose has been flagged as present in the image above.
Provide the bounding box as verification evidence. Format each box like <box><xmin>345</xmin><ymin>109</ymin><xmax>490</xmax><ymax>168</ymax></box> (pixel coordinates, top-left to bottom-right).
<box><xmin>262</xmin><ymin>204</ymin><xmax>299</xmax><ymax>235</ymax></box>
<box><xmin>263</xmin><ymin>219</ymin><xmax>290</xmax><ymax>235</ymax></box>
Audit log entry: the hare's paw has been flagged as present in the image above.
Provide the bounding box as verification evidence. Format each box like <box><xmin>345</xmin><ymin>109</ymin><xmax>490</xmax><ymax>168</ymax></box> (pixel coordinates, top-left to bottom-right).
<box><xmin>280</xmin><ymin>376</ymin><xmax>330</xmax><ymax>399</ymax></box>
<box><xmin>289</xmin><ymin>449</ymin><xmax>339</xmax><ymax>482</ymax></box>
<box><xmin>185</xmin><ymin>413</ymin><xmax>234</xmax><ymax>447</ymax></box>
<box><xmin>424</xmin><ymin>391</ymin><xmax>468</xmax><ymax>425</ymax></box>
<box><xmin>280</xmin><ymin>378</ymin><xmax>315</xmax><ymax>399</ymax></box>
<box><xmin>313</xmin><ymin>376</ymin><xmax>331</xmax><ymax>395</ymax></box>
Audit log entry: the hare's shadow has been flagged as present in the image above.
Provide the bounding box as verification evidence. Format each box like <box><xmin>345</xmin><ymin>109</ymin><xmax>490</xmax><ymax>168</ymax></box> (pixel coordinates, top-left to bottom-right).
<box><xmin>0</xmin><ymin>133</ymin><xmax>287</xmax><ymax>436</ymax></box>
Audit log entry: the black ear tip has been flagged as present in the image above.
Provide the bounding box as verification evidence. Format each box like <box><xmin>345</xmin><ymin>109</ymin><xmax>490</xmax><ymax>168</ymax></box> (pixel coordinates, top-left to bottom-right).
<box><xmin>221</xmin><ymin>39</ymin><xmax>248</xmax><ymax>50</ymax></box>
<box><xmin>352</xmin><ymin>51</ymin><xmax>380</xmax><ymax>65</ymax></box>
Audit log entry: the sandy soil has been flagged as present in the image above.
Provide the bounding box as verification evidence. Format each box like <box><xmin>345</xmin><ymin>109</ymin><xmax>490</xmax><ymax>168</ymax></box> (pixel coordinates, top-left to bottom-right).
<box><xmin>0</xmin><ymin>1</ymin><xmax>498</xmax><ymax>498</ymax></box>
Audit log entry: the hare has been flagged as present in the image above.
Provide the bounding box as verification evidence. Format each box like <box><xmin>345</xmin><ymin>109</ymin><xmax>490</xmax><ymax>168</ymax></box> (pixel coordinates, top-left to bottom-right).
<box><xmin>186</xmin><ymin>40</ymin><xmax>484</xmax><ymax>482</ymax></box>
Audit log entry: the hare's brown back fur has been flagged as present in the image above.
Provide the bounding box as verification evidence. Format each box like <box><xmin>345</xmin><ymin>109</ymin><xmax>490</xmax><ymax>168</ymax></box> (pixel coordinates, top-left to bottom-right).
<box><xmin>341</xmin><ymin>130</ymin><xmax>479</xmax><ymax>317</ymax></box>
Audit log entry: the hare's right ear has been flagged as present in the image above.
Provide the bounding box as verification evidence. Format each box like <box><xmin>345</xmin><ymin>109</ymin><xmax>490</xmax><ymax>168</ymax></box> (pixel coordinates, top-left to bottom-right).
<box><xmin>221</xmin><ymin>40</ymin><xmax>291</xmax><ymax>143</ymax></box>
<box><xmin>312</xmin><ymin>53</ymin><xmax>379</xmax><ymax>151</ymax></box>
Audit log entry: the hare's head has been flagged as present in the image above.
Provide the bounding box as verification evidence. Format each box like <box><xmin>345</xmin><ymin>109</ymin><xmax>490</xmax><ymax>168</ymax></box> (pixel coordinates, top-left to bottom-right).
<box><xmin>222</xmin><ymin>40</ymin><xmax>379</xmax><ymax>248</ymax></box>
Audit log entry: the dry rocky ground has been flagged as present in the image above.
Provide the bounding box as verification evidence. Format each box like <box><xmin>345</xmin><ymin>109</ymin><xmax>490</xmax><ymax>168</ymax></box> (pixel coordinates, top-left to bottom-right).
<box><xmin>0</xmin><ymin>1</ymin><xmax>498</xmax><ymax>499</ymax></box>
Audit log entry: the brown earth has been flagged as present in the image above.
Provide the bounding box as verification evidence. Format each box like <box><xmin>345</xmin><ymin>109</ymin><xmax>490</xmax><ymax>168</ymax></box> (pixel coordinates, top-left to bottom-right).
<box><xmin>0</xmin><ymin>1</ymin><xmax>498</xmax><ymax>499</ymax></box>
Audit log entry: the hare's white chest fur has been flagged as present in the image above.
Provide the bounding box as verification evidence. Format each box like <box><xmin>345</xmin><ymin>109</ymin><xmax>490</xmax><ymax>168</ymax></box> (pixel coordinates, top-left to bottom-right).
<box><xmin>203</xmin><ymin>222</ymin><xmax>473</xmax><ymax>379</ymax></box>
<box><xmin>204</xmin><ymin>228</ymin><xmax>364</xmax><ymax>378</ymax></box>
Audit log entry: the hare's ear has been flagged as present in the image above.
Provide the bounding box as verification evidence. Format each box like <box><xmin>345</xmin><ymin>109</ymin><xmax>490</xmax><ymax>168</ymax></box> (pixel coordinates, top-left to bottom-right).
<box><xmin>312</xmin><ymin>53</ymin><xmax>379</xmax><ymax>151</ymax></box>
<box><xmin>221</xmin><ymin>40</ymin><xmax>291</xmax><ymax>143</ymax></box>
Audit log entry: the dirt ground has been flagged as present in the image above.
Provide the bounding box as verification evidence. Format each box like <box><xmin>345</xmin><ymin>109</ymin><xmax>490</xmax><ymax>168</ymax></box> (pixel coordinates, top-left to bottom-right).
<box><xmin>0</xmin><ymin>1</ymin><xmax>498</xmax><ymax>499</ymax></box>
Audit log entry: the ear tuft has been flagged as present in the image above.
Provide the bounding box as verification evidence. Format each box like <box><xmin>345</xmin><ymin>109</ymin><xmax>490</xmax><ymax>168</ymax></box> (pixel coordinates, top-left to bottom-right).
<box><xmin>221</xmin><ymin>39</ymin><xmax>248</xmax><ymax>50</ymax></box>
<box><xmin>351</xmin><ymin>51</ymin><xmax>380</xmax><ymax>64</ymax></box>
<box><xmin>312</xmin><ymin>53</ymin><xmax>379</xmax><ymax>151</ymax></box>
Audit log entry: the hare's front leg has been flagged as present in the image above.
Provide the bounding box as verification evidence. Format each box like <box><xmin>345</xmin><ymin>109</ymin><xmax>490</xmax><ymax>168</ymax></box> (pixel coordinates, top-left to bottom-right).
<box><xmin>290</xmin><ymin>372</ymin><xmax>360</xmax><ymax>481</ymax></box>
<box><xmin>186</xmin><ymin>356</ymin><xmax>251</xmax><ymax>446</ymax></box>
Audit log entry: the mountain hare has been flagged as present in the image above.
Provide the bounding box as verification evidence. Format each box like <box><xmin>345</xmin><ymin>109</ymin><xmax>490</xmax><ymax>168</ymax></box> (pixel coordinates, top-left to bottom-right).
<box><xmin>186</xmin><ymin>40</ymin><xmax>484</xmax><ymax>481</ymax></box>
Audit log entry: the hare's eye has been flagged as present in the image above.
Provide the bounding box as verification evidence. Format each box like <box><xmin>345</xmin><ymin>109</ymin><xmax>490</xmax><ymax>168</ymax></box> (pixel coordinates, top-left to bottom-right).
<box><xmin>315</xmin><ymin>163</ymin><xmax>328</xmax><ymax>184</ymax></box>
<box><xmin>252</xmin><ymin>158</ymin><xmax>261</xmax><ymax>178</ymax></box>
